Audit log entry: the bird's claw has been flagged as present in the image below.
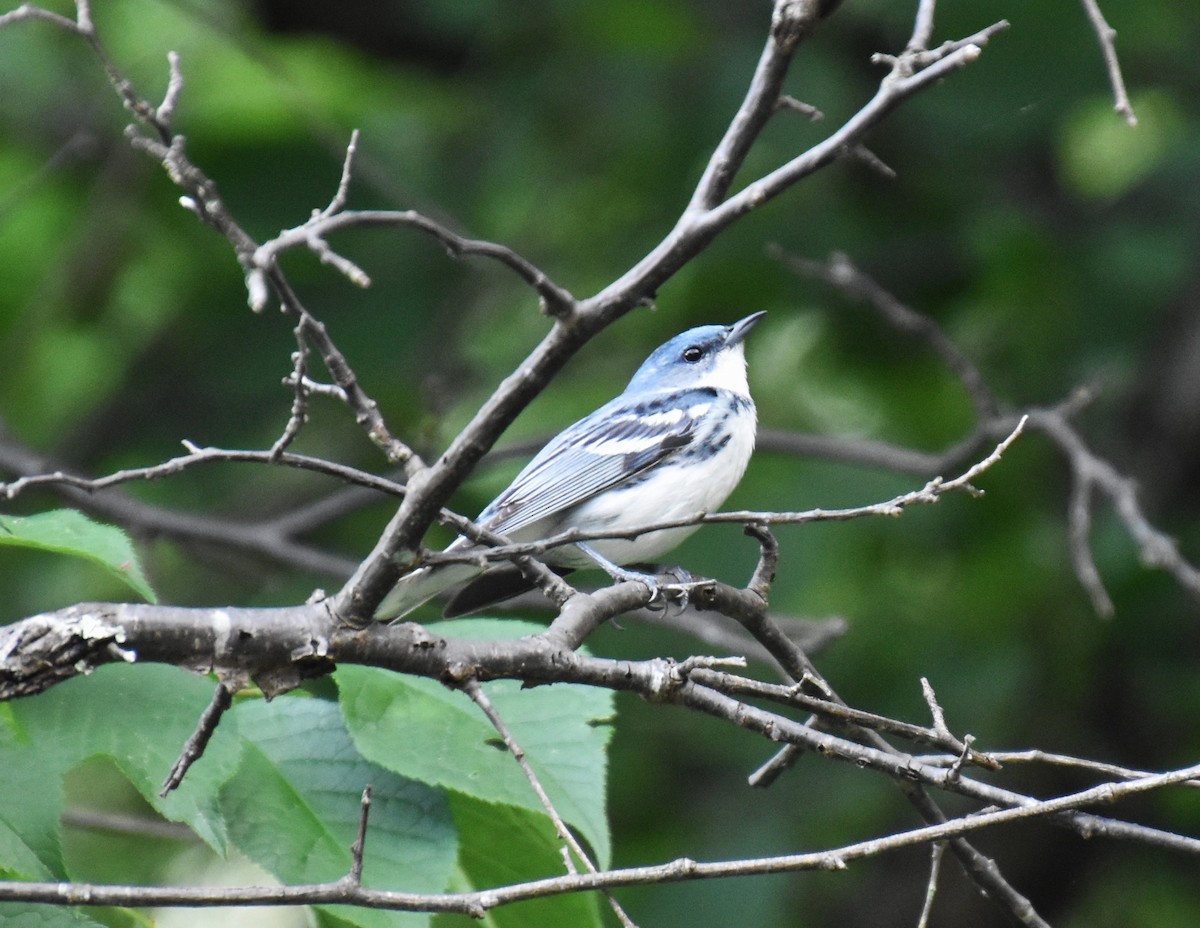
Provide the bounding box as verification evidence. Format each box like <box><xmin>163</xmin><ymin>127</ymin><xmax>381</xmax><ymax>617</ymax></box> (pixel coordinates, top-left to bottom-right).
<box><xmin>619</xmin><ymin>567</ymin><xmax>705</xmax><ymax>614</ymax></box>
<box><xmin>577</xmin><ymin>544</ymin><xmax>706</xmax><ymax>613</ymax></box>
<box><xmin>652</xmin><ymin>566</ymin><xmax>699</xmax><ymax>613</ymax></box>
<box><xmin>662</xmin><ymin>579</ymin><xmax>711</xmax><ymax>613</ymax></box>
<box><xmin>613</xmin><ymin>568</ymin><xmax>662</xmax><ymax>607</ymax></box>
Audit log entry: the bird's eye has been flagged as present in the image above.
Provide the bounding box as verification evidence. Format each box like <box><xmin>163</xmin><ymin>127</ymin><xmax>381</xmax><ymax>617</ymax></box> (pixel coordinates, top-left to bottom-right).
<box><xmin>682</xmin><ymin>346</ymin><xmax>704</xmax><ymax>363</ymax></box>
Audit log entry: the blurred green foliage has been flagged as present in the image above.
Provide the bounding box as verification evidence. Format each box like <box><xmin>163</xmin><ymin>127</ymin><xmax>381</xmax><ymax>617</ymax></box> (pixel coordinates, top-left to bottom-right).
<box><xmin>2</xmin><ymin>0</ymin><xmax>1199</xmax><ymax>926</ymax></box>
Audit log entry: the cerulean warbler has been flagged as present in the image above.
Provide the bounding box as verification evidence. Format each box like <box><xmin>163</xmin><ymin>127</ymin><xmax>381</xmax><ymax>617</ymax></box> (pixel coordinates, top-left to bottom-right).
<box><xmin>377</xmin><ymin>311</ymin><xmax>765</xmax><ymax>620</ymax></box>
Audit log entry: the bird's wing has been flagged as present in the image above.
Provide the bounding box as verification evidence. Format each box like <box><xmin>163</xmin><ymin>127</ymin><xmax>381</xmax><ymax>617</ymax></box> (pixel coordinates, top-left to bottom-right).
<box><xmin>480</xmin><ymin>391</ymin><xmax>706</xmax><ymax>537</ymax></box>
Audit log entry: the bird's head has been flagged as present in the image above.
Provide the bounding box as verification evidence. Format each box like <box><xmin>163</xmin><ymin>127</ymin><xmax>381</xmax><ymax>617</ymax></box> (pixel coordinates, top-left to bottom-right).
<box><xmin>625</xmin><ymin>311</ymin><xmax>766</xmax><ymax>395</ymax></box>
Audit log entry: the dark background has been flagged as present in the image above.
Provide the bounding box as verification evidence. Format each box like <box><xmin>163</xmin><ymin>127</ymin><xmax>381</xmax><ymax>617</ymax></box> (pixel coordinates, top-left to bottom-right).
<box><xmin>1</xmin><ymin>1</ymin><xmax>1198</xmax><ymax>924</ymax></box>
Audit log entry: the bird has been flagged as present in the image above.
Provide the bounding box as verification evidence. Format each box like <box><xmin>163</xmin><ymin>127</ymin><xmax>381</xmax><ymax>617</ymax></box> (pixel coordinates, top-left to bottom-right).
<box><xmin>376</xmin><ymin>311</ymin><xmax>765</xmax><ymax>620</ymax></box>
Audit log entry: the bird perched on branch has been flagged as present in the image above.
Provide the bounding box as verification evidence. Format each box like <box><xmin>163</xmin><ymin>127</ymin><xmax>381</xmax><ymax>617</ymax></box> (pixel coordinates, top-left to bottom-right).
<box><xmin>377</xmin><ymin>312</ymin><xmax>765</xmax><ymax>620</ymax></box>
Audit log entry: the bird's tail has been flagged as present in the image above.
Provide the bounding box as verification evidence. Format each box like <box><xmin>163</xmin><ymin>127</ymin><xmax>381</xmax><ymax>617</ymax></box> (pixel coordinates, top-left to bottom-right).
<box><xmin>375</xmin><ymin>560</ymin><xmax>481</xmax><ymax>622</ymax></box>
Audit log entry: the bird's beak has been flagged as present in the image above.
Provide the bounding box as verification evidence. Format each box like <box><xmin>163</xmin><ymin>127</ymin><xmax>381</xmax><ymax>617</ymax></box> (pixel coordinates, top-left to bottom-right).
<box><xmin>726</xmin><ymin>311</ymin><xmax>767</xmax><ymax>346</ymax></box>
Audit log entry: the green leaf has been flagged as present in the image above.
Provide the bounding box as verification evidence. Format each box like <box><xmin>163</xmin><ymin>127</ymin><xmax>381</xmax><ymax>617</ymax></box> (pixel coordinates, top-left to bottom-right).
<box><xmin>227</xmin><ymin>695</ymin><xmax>457</xmax><ymax>928</ymax></box>
<box><xmin>0</xmin><ymin>814</ymin><xmax>53</xmax><ymax>881</ymax></box>
<box><xmin>0</xmin><ymin>664</ymin><xmax>243</xmax><ymax>876</ymax></box>
<box><xmin>0</xmin><ymin>510</ymin><xmax>156</xmax><ymax>604</ymax></box>
<box><xmin>0</xmin><ymin>904</ymin><xmax>110</xmax><ymax>928</ymax></box>
<box><xmin>448</xmin><ymin>793</ymin><xmax>605</xmax><ymax>928</ymax></box>
<box><xmin>337</xmin><ymin>619</ymin><xmax>614</xmax><ymax>867</ymax></box>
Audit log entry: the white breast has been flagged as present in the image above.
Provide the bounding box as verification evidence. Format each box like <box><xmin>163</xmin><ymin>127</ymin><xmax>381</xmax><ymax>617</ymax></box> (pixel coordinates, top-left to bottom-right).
<box><xmin>536</xmin><ymin>393</ymin><xmax>756</xmax><ymax>568</ymax></box>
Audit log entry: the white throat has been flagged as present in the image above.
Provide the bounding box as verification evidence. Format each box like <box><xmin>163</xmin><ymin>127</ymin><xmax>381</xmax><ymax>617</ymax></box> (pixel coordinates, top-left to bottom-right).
<box><xmin>698</xmin><ymin>344</ymin><xmax>750</xmax><ymax>395</ymax></box>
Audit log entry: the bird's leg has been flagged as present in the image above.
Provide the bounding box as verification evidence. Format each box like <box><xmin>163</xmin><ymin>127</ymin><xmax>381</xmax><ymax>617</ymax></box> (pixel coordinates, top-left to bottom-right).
<box><xmin>575</xmin><ymin>546</ymin><xmax>709</xmax><ymax>612</ymax></box>
<box><xmin>576</xmin><ymin>542</ymin><xmax>663</xmax><ymax>604</ymax></box>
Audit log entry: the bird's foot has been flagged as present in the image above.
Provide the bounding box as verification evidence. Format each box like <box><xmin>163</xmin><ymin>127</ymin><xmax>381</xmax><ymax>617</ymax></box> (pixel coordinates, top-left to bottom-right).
<box><xmin>656</xmin><ymin>566</ymin><xmax>707</xmax><ymax>612</ymax></box>
<box><xmin>577</xmin><ymin>545</ymin><xmax>713</xmax><ymax>612</ymax></box>
<box><xmin>610</xmin><ymin>564</ymin><xmax>664</xmax><ymax>604</ymax></box>
<box><xmin>578</xmin><ymin>543</ymin><xmax>665</xmax><ymax>605</ymax></box>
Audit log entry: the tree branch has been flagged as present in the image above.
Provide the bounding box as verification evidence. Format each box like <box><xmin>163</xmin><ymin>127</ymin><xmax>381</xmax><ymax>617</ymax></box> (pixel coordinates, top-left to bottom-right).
<box><xmin>1078</xmin><ymin>0</ymin><xmax>1137</xmax><ymax>126</ymax></box>
<box><xmin>2</xmin><ymin>759</ymin><xmax>1196</xmax><ymax>913</ymax></box>
<box><xmin>780</xmin><ymin>249</ymin><xmax>1200</xmax><ymax>613</ymax></box>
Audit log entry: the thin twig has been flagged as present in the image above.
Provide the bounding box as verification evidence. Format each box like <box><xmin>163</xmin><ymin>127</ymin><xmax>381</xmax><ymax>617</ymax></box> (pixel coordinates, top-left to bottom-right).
<box><xmin>916</xmin><ymin>841</ymin><xmax>946</xmax><ymax>928</ymax></box>
<box><xmin>777</xmin><ymin>248</ymin><xmax>1200</xmax><ymax>613</ymax></box>
<box><xmin>915</xmin><ymin>749</ymin><xmax>1200</xmax><ymax>790</ymax></box>
<box><xmin>774</xmin><ymin>248</ymin><xmax>1001</xmax><ymax>420</ymax></box>
<box><xmin>1067</xmin><ymin>472</ymin><xmax>1114</xmax><ymax>616</ymax></box>
<box><xmin>776</xmin><ymin>95</ymin><xmax>824</xmax><ymax>121</ymax></box>
<box><xmin>0</xmin><ymin>4</ymin><xmax>84</xmax><ymax>32</ymax></box>
<box><xmin>689</xmin><ymin>669</ymin><xmax>996</xmax><ymax>769</ymax></box>
<box><xmin>62</xmin><ymin>807</ymin><xmax>196</xmax><ymax>841</ymax></box>
<box><xmin>7</xmin><ymin>4</ymin><xmax>426</xmax><ymax>475</ymax></box>
<box><xmin>254</xmin><ymin>208</ymin><xmax>575</xmax><ymax>318</ymax></box>
<box><xmin>7</xmin><ymin>603</ymin><xmax>1200</xmax><ymax>867</ymax></box>
<box><xmin>156</xmin><ymin>50</ymin><xmax>184</xmax><ymax>127</ymax></box>
<box><xmin>679</xmin><ymin>514</ymin><xmax>1049</xmax><ymax>927</ymax></box>
<box><xmin>422</xmin><ymin>420</ymin><xmax>1027</xmax><ymax>569</ymax></box>
<box><xmin>1030</xmin><ymin>406</ymin><xmax>1200</xmax><ymax>607</ymax></box>
<box><xmin>4</xmin><ymin>761</ymin><xmax>1198</xmax><ymax>913</ymax></box>
<box><xmin>347</xmin><ymin>786</ymin><xmax>372</xmax><ymax>886</ymax></box>
<box><xmin>460</xmin><ymin>678</ymin><xmax>638</xmax><ymax>928</ymax></box>
<box><xmin>161</xmin><ymin>681</ymin><xmax>235</xmax><ymax>796</ymax></box>
<box><xmin>920</xmin><ymin>677</ymin><xmax>950</xmax><ymax>739</ymax></box>
<box><xmin>1078</xmin><ymin>0</ymin><xmax>1137</xmax><ymax>126</ymax></box>
<box><xmin>1</xmin><ymin>442</ymin><xmax>405</xmax><ymax>501</ymax></box>
<box><xmin>907</xmin><ymin>0</ymin><xmax>939</xmax><ymax>53</ymax></box>
<box><xmin>271</xmin><ymin>320</ymin><xmax>313</xmax><ymax>458</ymax></box>
<box><xmin>324</xmin><ymin>129</ymin><xmax>360</xmax><ymax>218</ymax></box>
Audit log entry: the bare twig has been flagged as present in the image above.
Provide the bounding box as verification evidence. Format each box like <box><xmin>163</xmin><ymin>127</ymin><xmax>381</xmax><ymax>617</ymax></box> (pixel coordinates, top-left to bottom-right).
<box><xmin>161</xmin><ymin>681</ymin><xmax>234</xmax><ymax>796</ymax></box>
<box><xmin>1029</xmin><ymin>405</ymin><xmax>1200</xmax><ymax>607</ymax></box>
<box><xmin>272</xmin><ymin>320</ymin><xmax>315</xmax><ymax>458</ymax></box>
<box><xmin>461</xmin><ymin>678</ymin><xmax>638</xmax><ymax>927</ymax></box>
<box><xmin>2</xmin><ymin>7</ymin><xmax>425</xmax><ymax>475</ymax></box>
<box><xmin>776</xmin><ymin>95</ymin><xmax>824</xmax><ymax>121</ymax></box>
<box><xmin>774</xmin><ymin>249</ymin><xmax>1000</xmax><ymax>420</ymax></box>
<box><xmin>690</xmin><ymin>669</ymin><xmax>996</xmax><ymax>769</ymax></box>
<box><xmin>1078</xmin><ymin>0</ymin><xmax>1137</xmax><ymax>125</ymax></box>
<box><xmin>0</xmin><ymin>3</ymin><xmax>83</xmax><ymax>32</ymax></box>
<box><xmin>0</xmin><ymin>433</ymin><xmax>365</xmax><ymax>577</ymax></box>
<box><xmin>347</xmin><ymin>786</ymin><xmax>371</xmax><ymax>886</ymax></box>
<box><xmin>916</xmin><ymin>841</ymin><xmax>946</xmax><ymax>928</ymax></box>
<box><xmin>156</xmin><ymin>50</ymin><xmax>184</xmax><ymax>127</ymax></box>
<box><xmin>4</xmin><ymin>760</ymin><xmax>1197</xmax><ymax>913</ymax></box>
<box><xmin>920</xmin><ymin>677</ymin><xmax>951</xmax><ymax>739</ymax></box>
<box><xmin>265</xmin><ymin>273</ymin><xmax>423</xmax><ymax>471</ymax></box>
<box><xmin>325</xmin><ymin>129</ymin><xmax>360</xmax><ymax>217</ymax></box>
<box><xmin>62</xmin><ymin>807</ymin><xmax>196</xmax><ymax>841</ymax></box>
<box><xmin>422</xmin><ymin>419</ymin><xmax>1026</xmax><ymax>570</ymax></box>
<box><xmin>916</xmin><ymin>749</ymin><xmax>1200</xmax><ymax>790</ymax></box>
<box><xmin>255</xmin><ymin>208</ymin><xmax>575</xmax><ymax>318</ymax></box>
<box><xmin>1066</xmin><ymin>471</ymin><xmax>1114</xmax><ymax>616</ymax></box>
<box><xmin>0</xmin><ymin>442</ymin><xmax>404</xmax><ymax>502</ymax></box>
<box><xmin>679</xmin><ymin>508</ymin><xmax>1049</xmax><ymax>927</ymax></box>
<box><xmin>777</xmin><ymin>250</ymin><xmax>1200</xmax><ymax>613</ymax></box>
<box><xmin>687</xmin><ymin>0</ymin><xmax>830</xmax><ymax>212</ymax></box>
<box><xmin>907</xmin><ymin>0</ymin><xmax>939</xmax><ymax>53</ymax></box>
<box><xmin>6</xmin><ymin>602</ymin><xmax>1200</xmax><ymax>900</ymax></box>
<box><xmin>281</xmin><ymin>373</ymin><xmax>349</xmax><ymax>403</ymax></box>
